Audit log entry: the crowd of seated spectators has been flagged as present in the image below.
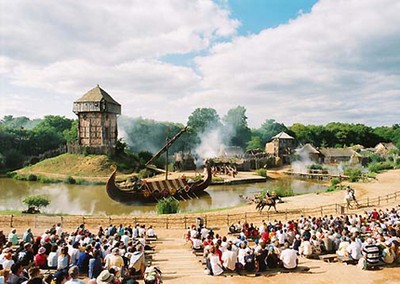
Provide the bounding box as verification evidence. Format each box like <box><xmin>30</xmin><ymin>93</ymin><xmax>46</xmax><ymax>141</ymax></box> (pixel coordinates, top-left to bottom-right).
<box><xmin>0</xmin><ymin>222</ymin><xmax>159</xmax><ymax>284</ymax></box>
<box><xmin>188</xmin><ymin>205</ymin><xmax>400</xmax><ymax>276</ymax></box>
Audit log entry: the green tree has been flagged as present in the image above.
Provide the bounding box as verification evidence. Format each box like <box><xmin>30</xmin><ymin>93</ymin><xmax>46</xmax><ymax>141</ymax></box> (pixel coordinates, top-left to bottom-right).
<box><xmin>187</xmin><ymin>108</ymin><xmax>221</xmax><ymax>134</ymax></box>
<box><xmin>223</xmin><ymin>106</ymin><xmax>251</xmax><ymax>149</ymax></box>
<box><xmin>253</xmin><ymin>119</ymin><xmax>288</xmax><ymax>145</ymax></box>
<box><xmin>246</xmin><ymin>136</ymin><xmax>262</xmax><ymax>151</ymax></box>
<box><xmin>22</xmin><ymin>195</ymin><xmax>50</xmax><ymax>213</ymax></box>
<box><xmin>186</xmin><ymin>108</ymin><xmax>221</xmax><ymax>148</ymax></box>
<box><xmin>63</xmin><ymin>120</ymin><xmax>78</xmax><ymax>144</ymax></box>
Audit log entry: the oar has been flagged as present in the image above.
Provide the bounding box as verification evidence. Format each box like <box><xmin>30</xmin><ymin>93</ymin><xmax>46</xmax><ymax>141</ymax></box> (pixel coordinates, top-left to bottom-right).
<box><xmin>192</xmin><ymin>192</ymin><xmax>199</xmax><ymax>199</ymax></box>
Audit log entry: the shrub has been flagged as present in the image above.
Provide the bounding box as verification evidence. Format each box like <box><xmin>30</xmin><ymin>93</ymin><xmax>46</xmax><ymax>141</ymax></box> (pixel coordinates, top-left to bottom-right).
<box><xmin>38</xmin><ymin>176</ymin><xmax>61</xmax><ymax>183</ymax></box>
<box><xmin>64</xmin><ymin>176</ymin><xmax>76</xmax><ymax>184</ymax></box>
<box><xmin>330</xmin><ymin>178</ymin><xmax>341</xmax><ymax>187</ymax></box>
<box><xmin>326</xmin><ymin>187</ymin><xmax>335</xmax><ymax>192</ymax></box>
<box><xmin>156</xmin><ymin>197</ymin><xmax>180</xmax><ymax>214</ymax></box>
<box><xmin>27</xmin><ymin>174</ymin><xmax>37</xmax><ymax>181</ymax></box>
<box><xmin>22</xmin><ymin>195</ymin><xmax>50</xmax><ymax>212</ymax></box>
<box><xmin>368</xmin><ymin>162</ymin><xmax>394</xmax><ymax>173</ymax></box>
<box><xmin>256</xmin><ymin>168</ymin><xmax>267</xmax><ymax>177</ymax></box>
<box><xmin>344</xmin><ymin>167</ymin><xmax>362</xmax><ymax>182</ymax></box>
<box><xmin>308</xmin><ymin>164</ymin><xmax>323</xmax><ymax>170</ymax></box>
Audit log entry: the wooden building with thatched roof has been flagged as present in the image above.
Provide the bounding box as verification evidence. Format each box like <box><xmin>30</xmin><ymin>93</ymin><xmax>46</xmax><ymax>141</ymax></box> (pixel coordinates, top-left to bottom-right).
<box><xmin>71</xmin><ymin>85</ymin><xmax>121</xmax><ymax>154</ymax></box>
<box><xmin>296</xmin><ymin>143</ymin><xmax>321</xmax><ymax>163</ymax></box>
<box><xmin>374</xmin><ymin>142</ymin><xmax>398</xmax><ymax>156</ymax></box>
<box><xmin>319</xmin><ymin>147</ymin><xmax>363</xmax><ymax>165</ymax></box>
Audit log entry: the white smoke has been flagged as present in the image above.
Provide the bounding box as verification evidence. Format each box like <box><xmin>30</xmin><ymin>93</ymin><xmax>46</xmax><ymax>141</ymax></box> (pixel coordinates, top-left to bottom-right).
<box><xmin>291</xmin><ymin>146</ymin><xmax>313</xmax><ymax>173</ymax></box>
<box><xmin>193</xmin><ymin>123</ymin><xmax>237</xmax><ymax>167</ymax></box>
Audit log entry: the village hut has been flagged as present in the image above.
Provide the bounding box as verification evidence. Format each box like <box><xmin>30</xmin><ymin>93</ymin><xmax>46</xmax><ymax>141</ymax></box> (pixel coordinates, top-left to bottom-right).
<box><xmin>319</xmin><ymin>147</ymin><xmax>362</xmax><ymax>165</ymax></box>
<box><xmin>295</xmin><ymin>143</ymin><xmax>321</xmax><ymax>163</ymax></box>
<box><xmin>374</xmin><ymin>142</ymin><xmax>398</xmax><ymax>156</ymax></box>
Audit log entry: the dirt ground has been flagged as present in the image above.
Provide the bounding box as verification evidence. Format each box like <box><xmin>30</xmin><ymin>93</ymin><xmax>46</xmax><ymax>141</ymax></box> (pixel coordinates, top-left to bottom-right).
<box><xmin>5</xmin><ymin>169</ymin><xmax>400</xmax><ymax>284</ymax></box>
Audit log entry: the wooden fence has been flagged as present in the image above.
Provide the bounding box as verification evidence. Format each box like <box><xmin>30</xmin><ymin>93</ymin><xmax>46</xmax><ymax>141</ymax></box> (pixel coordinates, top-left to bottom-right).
<box><xmin>1</xmin><ymin>191</ymin><xmax>398</xmax><ymax>231</ymax></box>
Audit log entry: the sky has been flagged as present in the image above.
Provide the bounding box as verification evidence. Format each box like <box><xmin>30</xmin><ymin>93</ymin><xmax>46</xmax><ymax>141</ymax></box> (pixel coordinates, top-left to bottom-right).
<box><xmin>1</xmin><ymin>0</ymin><xmax>399</xmax><ymax>128</ymax></box>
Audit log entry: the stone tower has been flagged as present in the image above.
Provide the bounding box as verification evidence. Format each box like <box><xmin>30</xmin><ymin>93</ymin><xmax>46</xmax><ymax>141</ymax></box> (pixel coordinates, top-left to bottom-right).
<box><xmin>72</xmin><ymin>85</ymin><xmax>121</xmax><ymax>154</ymax></box>
<box><xmin>265</xmin><ymin>131</ymin><xmax>295</xmax><ymax>165</ymax></box>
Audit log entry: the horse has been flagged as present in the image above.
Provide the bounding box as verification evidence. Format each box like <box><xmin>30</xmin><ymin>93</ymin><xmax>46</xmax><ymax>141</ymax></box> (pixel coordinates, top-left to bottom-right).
<box><xmin>256</xmin><ymin>194</ymin><xmax>281</xmax><ymax>213</ymax></box>
<box><xmin>345</xmin><ymin>187</ymin><xmax>359</xmax><ymax>209</ymax></box>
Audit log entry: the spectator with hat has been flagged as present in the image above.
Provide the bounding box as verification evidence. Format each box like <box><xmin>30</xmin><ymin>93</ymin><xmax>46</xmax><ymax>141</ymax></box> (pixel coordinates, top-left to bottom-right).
<box><xmin>34</xmin><ymin>247</ymin><xmax>47</xmax><ymax>268</ymax></box>
<box><xmin>96</xmin><ymin>270</ymin><xmax>114</xmax><ymax>284</ymax></box>
<box><xmin>105</xmin><ymin>248</ymin><xmax>124</xmax><ymax>271</ymax></box>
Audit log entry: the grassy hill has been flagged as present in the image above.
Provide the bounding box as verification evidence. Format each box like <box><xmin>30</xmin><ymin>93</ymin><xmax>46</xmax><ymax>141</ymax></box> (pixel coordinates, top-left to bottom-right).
<box><xmin>13</xmin><ymin>153</ymin><xmax>130</xmax><ymax>184</ymax></box>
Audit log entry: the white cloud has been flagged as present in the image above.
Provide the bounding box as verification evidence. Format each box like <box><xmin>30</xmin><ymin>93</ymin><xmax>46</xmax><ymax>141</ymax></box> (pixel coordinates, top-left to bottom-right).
<box><xmin>194</xmin><ymin>0</ymin><xmax>400</xmax><ymax>126</ymax></box>
<box><xmin>1</xmin><ymin>0</ymin><xmax>399</xmax><ymax>128</ymax></box>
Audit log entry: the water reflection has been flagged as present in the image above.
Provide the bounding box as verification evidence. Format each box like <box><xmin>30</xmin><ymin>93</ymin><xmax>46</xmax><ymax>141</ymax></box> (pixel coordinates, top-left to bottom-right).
<box><xmin>0</xmin><ymin>177</ymin><xmax>327</xmax><ymax>215</ymax></box>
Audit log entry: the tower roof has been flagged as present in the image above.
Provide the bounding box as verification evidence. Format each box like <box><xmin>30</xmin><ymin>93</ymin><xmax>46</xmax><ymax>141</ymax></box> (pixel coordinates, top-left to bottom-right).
<box><xmin>272</xmin><ymin>131</ymin><xmax>294</xmax><ymax>139</ymax></box>
<box><xmin>75</xmin><ymin>85</ymin><xmax>120</xmax><ymax>106</ymax></box>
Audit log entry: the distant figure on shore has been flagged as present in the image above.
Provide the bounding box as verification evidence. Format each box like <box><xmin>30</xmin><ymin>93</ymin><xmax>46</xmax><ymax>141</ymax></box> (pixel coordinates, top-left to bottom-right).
<box><xmin>345</xmin><ymin>186</ymin><xmax>359</xmax><ymax>209</ymax></box>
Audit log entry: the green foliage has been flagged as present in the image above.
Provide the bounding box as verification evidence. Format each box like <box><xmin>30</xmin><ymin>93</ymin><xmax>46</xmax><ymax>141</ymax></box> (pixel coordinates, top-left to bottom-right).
<box><xmin>156</xmin><ymin>197</ymin><xmax>180</xmax><ymax>214</ymax></box>
<box><xmin>326</xmin><ymin>187</ymin><xmax>336</xmax><ymax>192</ymax></box>
<box><xmin>121</xmin><ymin>116</ymin><xmax>187</xmax><ymax>154</ymax></box>
<box><xmin>326</xmin><ymin>178</ymin><xmax>341</xmax><ymax>192</ymax></box>
<box><xmin>63</xmin><ymin>120</ymin><xmax>78</xmax><ymax>144</ymax></box>
<box><xmin>330</xmin><ymin>178</ymin><xmax>341</xmax><ymax>186</ymax></box>
<box><xmin>38</xmin><ymin>176</ymin><xmax>62</xmax><ymax>183</ymax></box>
<box><xmin>3</xmin><ymin>148</ymin><xmax>26</xmax><ymax>169</ymax></box>
<box><xmin>344</xmin><ymin>167</ymin><xmax>362</xmax><ymax>182</ymax></box>
<box><xmin>27</xmin><ymin>174</ymin><xmax>37</xmax><ymax>181</ymax></box>
<box><xmin>368</xmin><ymin>161</ymin><xmax>394</xmax><ymax>173</ymax></box>
<box><xmin>369</xmin><ymin>154</ymin><xmax>385</xmax><ymax>163</ymax></box>
<box><xmin>211</xmin><ymin>176</ymin><xmax>224</xmax><ymax>182</ymax></box>
<box><xmin>22</xmin><ymin>195</ymin><xmax>50</xmax><ymax>210</ymax></box>
<box><xmin>64</xmin><ymin>176</ymin><xmax>76</xmax><ymax>184</ymax></box>
<box><xmin>246</xmin><ymin>136</ymin><xmax>262</xmax><ymax>151</ymax></box>
<box><xmin>187</xmin><ymin>108</ymin><xmax>221</xmax><ymax>134</ymax></box>
<box><xmin>253</xmin><ymin>119</ymin><xmax>289</xmax><ymax>146</ymax></box>
<box><xmin>223</xmin><ymin>106</ymin><xmax>251</xmax><ymax>149</ymax></box>
<box><xmin>138</xmin><ymin>168</ymin><xmax>152</xmax><ymax>179</ymax></box>
<box><xmin>308</xmin><ymin>164</ymin><xmax>324</xmax><ymax>170</ymax></box>
<box><xmin>256</xmin><ymin>168</ymin><xmax>267</xmax><ymax>177</ymax></box>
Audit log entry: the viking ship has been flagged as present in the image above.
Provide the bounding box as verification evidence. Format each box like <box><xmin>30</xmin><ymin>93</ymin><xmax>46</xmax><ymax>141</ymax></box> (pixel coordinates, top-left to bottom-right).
<box><xmin>106</xmin><ymin>162</ymin><xmax>212</xmax><ymax>202</ymax></box>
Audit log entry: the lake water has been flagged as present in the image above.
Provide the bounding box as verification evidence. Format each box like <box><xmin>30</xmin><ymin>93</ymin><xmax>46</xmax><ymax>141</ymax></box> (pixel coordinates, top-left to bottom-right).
<box><xmin>0</xmin><ymin>177</ymin><xmax>327</xmax><ymax>215</ymax></box>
